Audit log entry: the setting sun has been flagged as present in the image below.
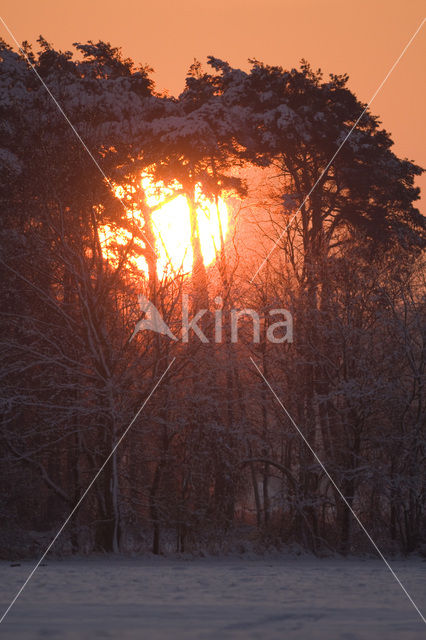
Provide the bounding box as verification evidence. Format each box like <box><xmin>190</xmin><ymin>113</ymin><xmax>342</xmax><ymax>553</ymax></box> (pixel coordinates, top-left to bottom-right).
<box><xmin>100</xmin><ymin>175</ymin><xmax>229</xmax><ymax>277</ymax></box>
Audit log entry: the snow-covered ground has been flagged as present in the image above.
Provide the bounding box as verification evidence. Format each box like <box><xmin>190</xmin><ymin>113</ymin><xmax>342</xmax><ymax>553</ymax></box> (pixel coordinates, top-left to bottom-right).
<box><xmin>0</xmin><ymin>555</ymin><xmax>425</xmax><ymax>639</ymax></box>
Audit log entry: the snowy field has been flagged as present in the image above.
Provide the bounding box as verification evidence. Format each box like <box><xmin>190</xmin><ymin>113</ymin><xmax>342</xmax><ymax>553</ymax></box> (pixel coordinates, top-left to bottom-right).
<box><xmin>0</xmin><ymin>555</ymin><xmax>425</xmax><ymax>639</ymax></box>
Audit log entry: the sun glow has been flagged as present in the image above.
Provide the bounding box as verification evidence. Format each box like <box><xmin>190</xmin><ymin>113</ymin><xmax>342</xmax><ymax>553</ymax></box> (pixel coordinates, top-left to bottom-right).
<box><xmin>99</xmin><ymin>175</ymin><xmax>229</xmax><ymax>277</ymax></box>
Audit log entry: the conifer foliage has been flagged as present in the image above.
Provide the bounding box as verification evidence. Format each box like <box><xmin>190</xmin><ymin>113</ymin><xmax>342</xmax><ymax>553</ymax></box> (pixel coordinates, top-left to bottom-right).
<box><xmin>0</xmin><ymin>39</ymin><xmax>424</xmax><ymax>556</ymax></box>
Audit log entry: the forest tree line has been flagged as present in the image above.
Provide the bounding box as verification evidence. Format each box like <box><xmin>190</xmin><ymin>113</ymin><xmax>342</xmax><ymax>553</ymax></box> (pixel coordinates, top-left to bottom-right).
<box><xmin>0</xmin><ymin>38</ymin><xmax>425</xmax><ymax>556</ymax></box>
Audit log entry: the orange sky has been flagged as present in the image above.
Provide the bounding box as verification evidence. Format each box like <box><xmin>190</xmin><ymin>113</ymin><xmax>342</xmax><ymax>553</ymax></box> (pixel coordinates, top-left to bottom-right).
<box><xmin>1</xmin><ymin>0</ymin><xmax>425</xmax><ymax>212</ymax></box>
